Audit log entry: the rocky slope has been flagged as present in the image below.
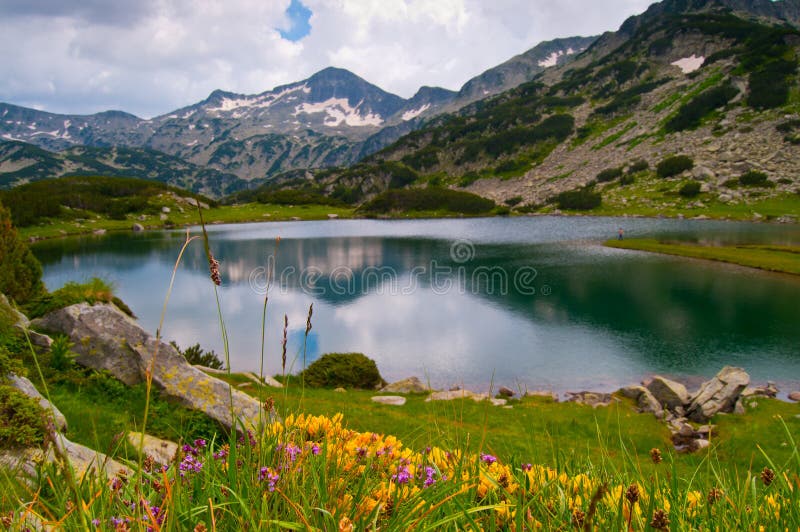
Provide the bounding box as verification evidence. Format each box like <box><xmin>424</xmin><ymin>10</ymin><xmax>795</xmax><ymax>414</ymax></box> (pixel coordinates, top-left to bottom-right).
<box><xmin>302</xmin><ymin>2</ymin><xmax>799</xmax><ymax>218</ymax></box>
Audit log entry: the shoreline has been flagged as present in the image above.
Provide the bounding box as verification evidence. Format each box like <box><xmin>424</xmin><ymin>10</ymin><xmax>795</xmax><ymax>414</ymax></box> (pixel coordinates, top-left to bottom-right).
<box><xmin>25</xmin><ymin>208</ymin><xmax>799</xmax><ymax>244</ymax></box>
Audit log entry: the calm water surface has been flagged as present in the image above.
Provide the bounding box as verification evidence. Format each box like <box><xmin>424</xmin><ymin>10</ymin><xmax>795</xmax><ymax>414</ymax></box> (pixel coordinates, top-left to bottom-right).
<box><xmin>33</xmin><ymin>217</ymin><xmax>800</xmax><ymax>395</ymax></box>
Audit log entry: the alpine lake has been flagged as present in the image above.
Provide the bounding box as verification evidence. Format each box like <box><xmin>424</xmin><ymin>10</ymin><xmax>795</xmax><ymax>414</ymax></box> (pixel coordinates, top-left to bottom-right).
<box><xmin>32</xmin><ymin>216</ymin><xmax>800</xmax><ymax>396</ymax></box>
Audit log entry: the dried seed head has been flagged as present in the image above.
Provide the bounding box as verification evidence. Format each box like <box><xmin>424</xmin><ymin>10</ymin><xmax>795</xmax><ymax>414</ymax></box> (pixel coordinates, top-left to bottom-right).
<box><xmin>761</xmin><ymin>466</ymin><xmax>775</xmax><ymax>486</ymax></box>
<box><xmin>707</xmin><ymin>487</ymin><xmax>723</xmax><ymax>506</ymax></box>
<box><xmin>143</xmin><ymin>454</ymin><xmax>155</xmax><ymax>473</ymax></box>
<box><xmin>305</xmin><ymin>303</ymin><xmax>314</xmax><ymax>335</ymax></box>
<box><xmin>650</xmin><ymin>509</ymin><xmax>670</xmax><ymax>530</ymax></box>
<box><xmin>263</xmin><ymin>396</ymin><xmax>275</xmax><ymax>412</ymax></box>
<box><xmin>281</xmin><ymin>314</ymin><xmax>288</xmax><ymax>373</ymax></box>
<box><xmin>209</xmin><ymin>254</ymin><xmax>222</xmax><ymax>286</ymax></box>
<box><xmin>193</xmin><ymin>524</ymin><xmax>207</xmax><ymax>532</ymax></box>
<box><xmin>571</xmin><ymin>509</ymin><xmax>585</xmax><ymax>528</ymax></box>
<box><xmin>650</xmin><ymin>447</ymin><xmax>663</xmax><ymax>464</ymax></box>
<box><xmin>626</xmin><ymin>484</ymin><xmax>640</xmax><ymax>505</ymax></box>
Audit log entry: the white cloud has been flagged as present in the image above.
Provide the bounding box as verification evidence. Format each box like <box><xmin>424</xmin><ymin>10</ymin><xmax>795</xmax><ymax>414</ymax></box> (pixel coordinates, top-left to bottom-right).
<box><xmin>0</xmin><ymin>0</ymin><xmax>655</xmax><ymax>118</ymax></box>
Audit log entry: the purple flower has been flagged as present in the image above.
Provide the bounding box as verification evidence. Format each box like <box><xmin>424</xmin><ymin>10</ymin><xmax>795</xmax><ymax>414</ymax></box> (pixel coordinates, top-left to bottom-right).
<box><xmin>391</xmin><ymin>465</ymin><xmax>412</xmax><ymax>485</ymax></box>
<box><xmin>213</xmin><ymin>448</ymin><xmax>228</xmax><ymax>460</ymax></box>
<box><xmin>91</xmin><ymin>519</ymin><xmax>100</xmax><ymax>526</ymax></box>
<box><xmin>423</xmin><ymin>466</ymin><xmax>438</xmax><ymax>488</ymax></box>
<box><xmin>194</xmin><ymin>438</ymin><xmax>207</xmax><ymax>449</ymax></box>
<box><xmin>521</xmin><ymin>463</ymin><xmax>532</xmax><ymax>471</ymax></box>
<box><xmin>285</xmin><ymin>444</ymin><xmax>301</xmax><ymax>462</ymax></box>
<box><xmin>310</xmin><ymin>443</ymin><xmax>320</xmax><ymax>455</ymax></box>
<box><xmin>480</xmin><ymin>453</ymin><xmax>497</xmax><ymax>465</ymax></box>
<box><xmin>179</xmin><ymin>454</ymin><xmax>203</xmax><ymax>477</ymax></box>
<box><xmin>259</xmin><ymin>467</ymin><xmax>279</xmax><ymax>491</ymax></box>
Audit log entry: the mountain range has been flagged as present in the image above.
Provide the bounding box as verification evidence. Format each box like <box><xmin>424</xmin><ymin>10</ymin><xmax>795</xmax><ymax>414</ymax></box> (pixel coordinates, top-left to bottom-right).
<box><xmin>0</xmin><ymin>36</ymin><xmax>595</xmax><ymax>195</ymax></box>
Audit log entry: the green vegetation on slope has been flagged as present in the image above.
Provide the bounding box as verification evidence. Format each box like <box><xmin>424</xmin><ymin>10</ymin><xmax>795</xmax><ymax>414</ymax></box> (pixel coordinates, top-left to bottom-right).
<box><xmin>606</xmin><ymin>239</ymin><xmax>800</xmax><ymax>275</ymax></box>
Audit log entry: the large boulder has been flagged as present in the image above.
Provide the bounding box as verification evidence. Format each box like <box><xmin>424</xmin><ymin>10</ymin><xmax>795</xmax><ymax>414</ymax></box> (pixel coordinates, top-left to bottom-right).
<box><xmin>646</xmin><ymin>376</ymin><xmax>690</xmax><ymax>410</ymax></box>
<box><xmin>8</xmin><ymin>374</ymin><xmax>68</xmax><ymax>433</ymax></box>
<box><xmin>425</xmin><ymin>389</ymin><xmax>489</xmax><ymax>402</ymax></box>
<box><xmin>127</xmin><ymin>431</ymin><xmax>179</xmax><ymax>466</ymax></box>
<box><xmin>381</xmin><ymin>376</ymin><xmax>431</xmax><ymax>394</ymax></box>
<box><xmin>33</xmin><ymin>303</ymin><xmax>268</xmax><ymax>431</ymax></box>
<box><xmin>618</xmin><ymin>385</ymin><xmax>663</xmax><ymax>417</ymax></box>
<box><xmin>686</xmin><ymin>366</ymin><xmax>750</xmax><ymax>422</ymax></box>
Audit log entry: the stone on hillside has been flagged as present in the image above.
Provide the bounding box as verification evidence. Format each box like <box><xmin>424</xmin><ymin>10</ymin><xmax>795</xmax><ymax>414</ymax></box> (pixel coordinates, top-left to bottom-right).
<box><xmin>2</xmin><ymin>294</ymin><xmax>53</xmax><ymax>348</ymax></box>
<box><xmin>426</xmin><ymin>390</ymin><xmax>489</xmax><ymax>402</ymax></box>
<box><xmin>789</xmin><ymin>391</ymin><xmax>800</xmax><ymax>402</ymax></box>
<box><xmin>524</xmin><ymin>390</ymin><xmax>559</xmax><ymax>402</ymax></box>
<box><xmin>161</xmin><ymin>206</ymin><xmax>171</xmax><ymax>213</ymax></box>
<box><xmin>33</xmin><ymin>303</ymin><xmax>268</xmax><ymax>431</ymax></box>
<box><xmin>618</xmin><ymin>385</ymin><xmax>663</xmax><ymax>417</ymax></box>
<box><xmin>646</xmin><ymin>376</ymin><xmax>690</xmax><ymax>410</ymax></box>
<box><xmin>497</xmin><ymin>386</ymin><xmax>515</xmax><ymax>398</ymax></box>
<box><xmin>490</xmin><ymin>398</ymin><xmax>507</xmax><ymax>406</ymax></box>
<box><xmin>742</xmin><ymin>382</ymin><xmax>778</xmax><ymax>399</ymax></box>
<box><xmin>8</xmin><ymin>374</ymin><xmax>68</xmax><ymax>433</ymax></box>
<box><xmin>565</xmin><ymin>391</ymin><xmax>613</xmax><ymax>408</ymax></box>
<box><xmin>132</xmin><ymin>223</ymin><xmax>144</xmax><ymax>232</ymax></box>
<box><xmin>381</xmin><ymin>376</ymin><xmax>431</xmax><ymax>394</ymax></box>
<box><xmin>1</xmin><ymin>434</ymin><xmax>127</xmax><ymax>481</ymax></box>
<box><xmin>126</xmin><ymin>432</ymin><xmax>179</xmax><ymax>466</ymax></box>
<box><xmin>686</xmin><ymin>366</ymin><xmax>750</xmax><ymax>422</ymax></box>
<box><xmin>371</xmin><ymin>396</ymin><xmax>406</xmax><ymax>406</ymax></box>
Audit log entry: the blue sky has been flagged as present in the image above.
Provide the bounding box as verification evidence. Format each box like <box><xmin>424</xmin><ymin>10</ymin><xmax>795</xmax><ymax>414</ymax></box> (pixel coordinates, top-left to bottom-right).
<box><xmin>278</xmin><ymin>0</ymin><xmax>312</xmax><ymax>42</ymax></box>
<box><xmin>0</xmin><ymin>0</ymin><xmax>656</xmax><ymax>117</ymax></box>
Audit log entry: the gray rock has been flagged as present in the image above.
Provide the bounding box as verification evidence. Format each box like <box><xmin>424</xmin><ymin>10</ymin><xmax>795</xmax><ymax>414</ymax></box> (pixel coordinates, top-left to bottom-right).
<box><xmin>524</xmin><ymin>390</ymin><xmax>559</xmax><ymax>402</ymax></box>
<box><xmin>787</xmin><ymin>391</ymin><xmax>800</xmax><ymax>402</ymax></box>
<box><xmin>490</xmin><ymin>398</ymin><xmax>508</xmax><ymax>406</ymax></box>
<box><xmin>742</xmin><ymin>382</ymin><xmax>778</xmax><ymax>399</ymax></box>
<box><xmin>381</xmin><ymin>376</ymin><xmax>431</xmax><ymax>394</ymax></box>
<box><xmin>371</xmin><ymin>395</ymin><xmax>406</xmax><ymax>406</ymax></box>
<box><xmin>1</xmin><ymin>434</ymin><xmax>127</xmax><ymax>481</ymax></box>
<box><xmin>497</xmin><ymin>386</ymin><xmax>515</xmax><ymax>398</ymax></box>
<box><xmin>161</xmin><ymin>206</ymin><xmax>171</xmax><ymax>213</ymax></box>
<box><xmin>93</xmin><ymin>229</ymin><xmax>107</xmax><ymax>235</ymax></box>
<box><xmin>333</xmin><ymin>387</ymin><xmax>346</xmax><ymax>393</ymax></box>
<box><xmin>33</xmin><ymin>303</ymin><xmax>268</xmax><ymax>431</ymax></box>
<box><xmin>686</xmin><ymin>366</ymin><xmax>750</xmax><ymax>422</ymax></box>
<box><xmin>646</xmin><ymin>376</ymin><xmax>690</xmax><ymax>410</ymax></box>
<box><xmin>426</xmin><ymin>390</ymin><xmax>489</xmax><ymax>402</ymax></box>
<box><xmin>132</xmin><ymin>223</ymin><xmax>144</xmax><ymax>232</ymax></box>
<box><xmin>8</xmin><ymin>374</ymin><xmax>68</xmax><ymax>432</ymax></box>
<box><xmin>127</xmin><ymin>431</ymin><xmax>179</xmax><ymax>465</ymax></box>
<box><xmin>565</xmin><ymin>391</ymin><xmax>613</xmax><ymax>408</ymax></box>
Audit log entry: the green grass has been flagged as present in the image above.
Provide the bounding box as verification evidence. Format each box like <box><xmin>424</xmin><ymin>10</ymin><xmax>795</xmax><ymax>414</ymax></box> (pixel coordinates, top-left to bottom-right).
<box><xmin>606</xmin><ymin>238</ymin><xmax>800</xmax><ymax>275</ymax></box>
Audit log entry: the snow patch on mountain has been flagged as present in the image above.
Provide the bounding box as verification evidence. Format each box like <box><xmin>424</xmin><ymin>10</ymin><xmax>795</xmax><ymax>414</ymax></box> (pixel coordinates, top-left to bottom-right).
<box><xmin>538</xmin><ymin>47</ymin><xmax>583</xmax><ymax>68</ymax></box>
<box><xmin>402</xmin><ymin>104</ymin><xmax>430</xmax><ymax>121</ymax></box>
<box><xmin>293</xmin><ymin>97</ymin><xmax>383</xmax><ymax>127</ymax></box>
<box><xmin>671</xmin><ymin>55</ymin><xmax>705</xmax><ymax>74</ymax></box>
<box><xmin>206</xmin><ymin>84</ymin><xmax>310</xmax><ymax>113</ymax></box>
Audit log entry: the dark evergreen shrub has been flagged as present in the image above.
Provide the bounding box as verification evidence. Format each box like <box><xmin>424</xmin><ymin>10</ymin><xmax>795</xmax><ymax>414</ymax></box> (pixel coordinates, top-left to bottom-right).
<box><xmin>679</xmin><ymin>181</ymin><xmax>702</xmax><ymax>198</ymax></box>
<box><xmin>596</xmin><ymin>168</ymin><xmax>623</xmax><ymax>183</ymax></box>
<box><xmin>555</xmin><ymin>188</ymin><xmax>602</xmax><ymax>210</ymax></box>
<box><xmin>656</xmin><ymin>155</ymin><xmax>694</xmax><ymax>178</ymax></box>
<box><xmin>299</xmin><ymin>353</ymin><xmax>385</xmax><ymax>389</ymax></box>
<box><xmin>0</xmin><ymin>203</ymin><xmax>44</xmax><ymax>303</ymax></box>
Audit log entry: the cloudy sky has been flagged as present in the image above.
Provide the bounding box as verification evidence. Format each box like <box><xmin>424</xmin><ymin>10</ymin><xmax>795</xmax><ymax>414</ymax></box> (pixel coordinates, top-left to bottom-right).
<box><xmin>0</xmin><ymin>0</ymin><xmax>656</xmax><ymax>118</ymax></box>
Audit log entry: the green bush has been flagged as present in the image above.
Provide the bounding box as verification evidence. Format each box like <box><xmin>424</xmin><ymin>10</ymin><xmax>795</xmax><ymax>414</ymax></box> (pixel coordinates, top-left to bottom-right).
<box><xmin>0</xmin><ymin>385</ymin><xmax>46</xmax><ymax>448</ymax></box>
<box><xmin>555</xmin><ymin>188</ymin><xmax>602</xmax><ymax>210</ymax></box>
<box><xmin>619</xmin><ymin>174</ymin><xmax>635</xmax><ymax>186</ymax></box>
<box><xmin>0</xmin><ymin>202</ymin><xmax>44</xmax><ymax>304</ymax></box>
<box><xmin>657</xmin><ymin>155</ymin><xmax>694</xmax><ymax>178</ymax></box>
<box><xmin>171</xmin><ymin>341</ymin><xmax>225</xmax><ymax>370</ymax></box>
<box><xmin>627</xmin><ymin>160</ymin><xmax>649</xmax><ymax>174</ymax></box>
<box><xmin>24</xmin><ymin>278</ymin><xmax>115</xmax><ymax>319</ymax></box>
<box><xmin>679</xmin><ymin>181</ymin><xmax>702</xmax><ymax>198</ymax></box>
<box><xmin>596</xmin><ymin>168</ymin><xmax>623</xmax><ymax>183</ymax></box>
<box><xmin>739</xmin><ymin>170</ymin><xmax>769</xmax><ymax>187</ymax></box>
<box><xmin>359</xmin><ymin>188</ymin><xmax>496</xmax><ymax>215</ymax></box>
<box><xmin>299</xmin><ymin>353</ymin><xmax>385</xmax><ymax>389</ymax></box>
<box><xmin>747</xmin><ymin>58</ymin><xmax>796</xmax><ymax>110</ymax></box>
<box><xmin>49</xmin><ymin>335</ymin><xmax>76</xmax><ymax>371</ymax></box>
<box><xmin>504</xmin><ymin>196</ymin><xmax>523</xmax><ymax>207</ymax></box>
<box><xmin>665</xmin><ymin>82</ymin><xmax>739</xmax><ymax>132</ymax></box>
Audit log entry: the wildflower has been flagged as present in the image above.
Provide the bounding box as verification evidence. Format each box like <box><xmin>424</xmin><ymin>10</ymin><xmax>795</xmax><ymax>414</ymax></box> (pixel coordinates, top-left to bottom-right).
<box><xmin>209</xmin><ymin>253</ymin><xmax>221</xmax><ymax>286</ymax></box>
<box><xmin>761</xmin><ymin>466</ymin><xmax>775</xmax><ymax>486</ymax></box>
<box><xmin>707</xmin><ymin>487</ymin><xmax>723</xmax><ymax>506</ymax></box>
<box><xmin>91</xmin><ymin>519</ymin><xmax>100</xmax><ymax>527</ymax></box>
<box><xmin>521</xmin><ymin>463</ymin><xmax>532</xmax><ymax>471</ymax></box>
<box><xmin>391</xmin><ymin>465</ymin><xmax>412</xmax><ymax>485</ymax></box>
<box><xmin>193</xmin><ymin>524</ymin><xmax>207</xmax><ymax>532</ymax></box>
<box><xmin>625</xmin><ymin>484</ymin><xmax>640</xmax><ymax>505</ymax></box>
<box><xmin>423</xmin><ymin>466</ymin><xmax>438</xmax><ymax>487</ymax></box>
<box><xmin>142</xmin><ymin>454</ymin><xmax>155</xmax><ymax>473</ymax></box>
<box><xmin>311</xmin><ymin>443</ymin><xmax>321</xmax><ymax>455</ymax></box>
<box><xmin>650</xmin><ymin>509</ymin><xmax>670</xmax><ymax>530</ymax></box>
<box><xmin>259</xmin><ymin>467</ymin><xmax>280</xmax><ymax>491</ymax></box>
<box><xmin>194</xmin><ymin>438</ymin><xmax>207</xmax><ymax>449</ymax></box>
<box><xmin>285</xmin><ymin>443</ymin><xmax>302</xmax><ymax>462</ymax></box>
<box><xmin>480</xmin><ymin>453</ymin><xmax>497</xmax><ymax>465</ymax></box>
<box><xmin>650</xmin><ymin>448</ymin><xmax>662</xmax><ymax>464</ymax></box>
<box><xmin>338</xmin><ymin>516</ymin><xmax>354</xmax><ymax>532</ymax></box>
<box><xmin>179</xmin><ymin>454</ymin><xmax>203</xmax><ymax>477</ymax></box>
<box><xmin>213</xmin><ymin>446</ymin><xmax>229</xmax><ymax>460</ymax></box>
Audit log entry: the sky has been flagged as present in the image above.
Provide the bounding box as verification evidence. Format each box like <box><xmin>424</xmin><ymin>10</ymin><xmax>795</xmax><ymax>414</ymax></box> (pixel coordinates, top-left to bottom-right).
<box><xmin>0</xmin><ymin>0</ymin><xmax>656</xmax><ymax>118</ymax></box>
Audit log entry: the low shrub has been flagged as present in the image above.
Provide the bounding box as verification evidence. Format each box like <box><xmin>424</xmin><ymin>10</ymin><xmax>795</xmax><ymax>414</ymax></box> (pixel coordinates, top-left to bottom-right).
<box><xmin>24</xmin><ymin>278</ymin><xmax>115</xmax><ymax>319</ymax></box>
<box><xmin>171</xmin><ymin>341</ymin><xmax>225</xmax><ymax>370</ymax></box>
<box><xmin>504</xmin><ymin>196</ymin><xmax>523</xmax><ymax>207</ymax></box>
<box><xmin>665</xmin><ymin>82</ymin><xmax>739</xmax><ymax>132</ymax></box>
<box><xmin>596</xmin><ymin>167</ymin><xmax>623</xmax><ymax>183</ymax></box>
<box><xmin>679</xmin><ymin>181</ymin><xmax>702</xmax><ymax>198</ymax></box>
<box><xmin>657</xmin><ymin>155</ymin><xmax>694</xmax><ymax>178</ymax></box>
<box><xmin>555</xmin><ymin>188</ymin><xmax>602</xmax><ymax>210</ymax></box>
<box><xmin>627</xmin><ymin>160</ymin><xmax>649</xmax><ymax>174</ymax></box>
<box><xmin>49</xmin><ymin>335</ymin><xmax>76</xmax><ymax>371</ymax></box>
<box><xmin>299</xmin><ymin>353</ymin><xmax>385</xmax><ymax>389</ymax></box>
<box><xmin>0</xmin><ymin>385</ymin><xmax>46</xmax><ymax>448</ymax></box>
<box><xmin>359</xmin><ymin>188</ymin><xmax>496</xmax><ymax>215</ymax></box>
<box><xmin>739</xmin><ymin>170</ymin><xmax>769</xmax><ymax>187</ymax></box>
<box><xmin>619</xmin><ymin>174</ymin><xmax>636</xmax><ymax>186</ymax></box>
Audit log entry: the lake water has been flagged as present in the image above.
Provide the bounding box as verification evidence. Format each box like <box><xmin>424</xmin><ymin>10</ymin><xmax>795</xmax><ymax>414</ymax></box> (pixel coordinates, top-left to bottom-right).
<box><xmin>33</xmin><ymin>216</ymin><xmax>800</xmax><ymax>395</ymax></box>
